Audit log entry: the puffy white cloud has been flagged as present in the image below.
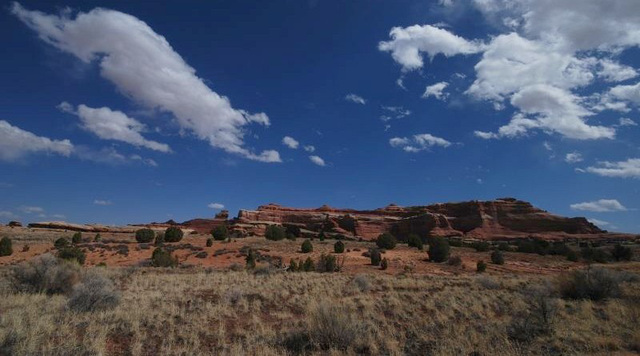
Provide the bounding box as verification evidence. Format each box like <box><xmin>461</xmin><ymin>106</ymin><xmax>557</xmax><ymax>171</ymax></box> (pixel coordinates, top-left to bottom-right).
<box><xmin>12</xmin><ymin>3</ymin><xmax>279</xmax><ymax>163</ymax></box>
<box><xmin>93</xmin><ymin>200</ymin><xmax>112</xmax><ymax>206</ymax></box>
<box><xmin>59</xmin><ymin>102</ymin><xmax>171</xmax><ymax>152</ymax></box>
<box><xmin>564</xmin><ymin>152</ymin><xmax>583</xmax><ymax>163</ymax></box>
<box><xmin>583</xmin><ymin>158</ymin><xmax>640</xmax><ymax>178</ymax></box>
<box><xmin>19</xmin><ymin>206</ymin><xmax>44</xmax><ymax>214</ymax></box>
<box><xmin>303</xmin><ymin>145</ymin><xmax>315</xmax><ymax>153</ymax></box>
<box><xmin>345</xmin><ymin>94</ymin><xmax>366</xmax><ymax>105</ymax></box>
<box><xmin>282</xmin><ymin>136</ymin><xmax>300</xmax><ymax>149</ymax></box>
<box><xmin>598</xmin><ymin>59</ymin><xmax>638</xmax><ymax>83</ymax></box>
<box><xmin>422</xmin><ymin>81</ymin><xmax>449</xmax><ymax>100</ymax></box>
<box><xmin>378</xmin><ymin>24</ymin><xmax>483</xmax><ymax>71</ymax></box>
<box><xmin>309</xmin><ymin>155</ymin><xmax>326</xmax><ymax>166</ymax></box>
<box><xmin>207</xmin><ymin>202</ymin><xmax>224</xmax><ymax>209</ymax></box>
<box><xmin>608</xmin><ymin>81</ymin><xmax>640</xmax><ymax>106</ymax></box>
<box><xmin>570</xmin><ymin>199</ymin><xmax>627</xmax><ymax>212</ymax></box>
<box><xmin>0</xmin><ymin>120</ymin><xmax>73</xmax><ymax>161</ymax></box>
<box><xmin>390</xmin><ymin>133</ymin><xmax>452</xmax><ymax>152</ymax></box>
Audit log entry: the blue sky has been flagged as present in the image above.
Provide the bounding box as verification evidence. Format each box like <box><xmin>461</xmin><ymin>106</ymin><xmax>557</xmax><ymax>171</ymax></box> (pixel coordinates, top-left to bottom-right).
<box><xmin>1</xmin><ymin>0</ymin><xmax>639</xmax><ymax>232</ymax></box>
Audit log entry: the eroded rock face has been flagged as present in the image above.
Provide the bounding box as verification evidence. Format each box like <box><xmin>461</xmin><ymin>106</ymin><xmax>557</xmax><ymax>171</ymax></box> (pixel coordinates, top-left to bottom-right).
<box><xmin>27</xmin><ymin>221</ymin><xmax>137</xmax><ymax>233</ymax></box>
<box><xmin>234</xmin><ymin>198</ymin><xmax>604</xmax><ymax>240</ymax></box>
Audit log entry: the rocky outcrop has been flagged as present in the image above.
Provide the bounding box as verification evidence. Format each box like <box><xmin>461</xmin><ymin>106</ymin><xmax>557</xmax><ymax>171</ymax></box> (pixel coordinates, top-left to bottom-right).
<box><xmin>234</xmin><ymin>198</ymin><xmax>605</xmax><ymax>240</ymax></box>
<box><xmin>28</xmin><ymin>221</ymin><xmax>137</xmax><ymax>233</ymax></box>
<box><xmin>7</xmin><ymin>221</ymin><xmax>22</xmax><ymax>227</ymax></box>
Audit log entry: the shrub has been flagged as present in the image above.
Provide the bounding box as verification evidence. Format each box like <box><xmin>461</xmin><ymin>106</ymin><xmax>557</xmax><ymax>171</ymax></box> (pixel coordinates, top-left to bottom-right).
<box><xmin>318</xmin><ymin>231</ymin><xmax>326</xmax><ymax>241</ymax></box>
<box><xmin>376</xmin><ymin>232</ymin><xmax>397</xmax><ymax>250</ymax></box>
<box><xmin>245</xmin><ymin>249</ymin><xmax>256</xmax><ymax>269</ymax></box>
<box><xmin>472</xmin><ymin>241</ymin><xmax>490</xmax><ymax>252</ymax></box>
<box><xmin>566</xmin><ymin>249</ymin><xmax>579</xmax><ymax>262</ymax></box>
<box><xmin>67</xmin><ymin>271</ymin><xmax>121</xmax><ymax>312</ymax></box>
<box><xmin>407</xmin><ymin>234</ymin><xmax>423</xmax><ymax>250</ymax></box>
<box><xmin>289</xmin><ymin>259</ymin><xmax>299</xmax><ymax>272</ymax></box>
<box><xmin>380</xmin><ymin>258</ymin><xmax>388</xmax><ymax>270</ymax></box>
<box><xmin>352</xmin><ymin>275</ymin><xmax>371</xmax><ymax>292</ymax></box>
<box><xmin>448</xmin><ymin>238</ymin><xmax>463</xmax><ymax>247</ymax></box>
<box><xmin>57</xmin><ymin>246</ymin><xmax>86</xmax><ymax>265</ymax></box>
<box><xmin>447</xmin><ymin>255</ymin><xmax>462</xmax><ymax>266</ymax></box>
<box><xmin>476</xmin><ymin>275</ymin><xmax>500</xmax><ymax>289</ymax></box>
<box><xmin>306</xmin><ymin>302</ymin><xmax>365</xmax><ymax>350</ymax></box>
<box><xmin>151</xmin><ymin>247</ymin><xmax>178</xmax><ymax>267</ymax></box>
<box><xmin>428</xmin><ymin>237</ymin><xmax>450</xmax><ymax>262</ymax></box>
<box><xmin>612</xmin><ymin>244</ymin><xmax>633</xmax><ymax>261</ymax></box>
<box><xmin>285</xmin><ymin>224</ymin><xmax>301</xmax><ymax>239</ymax></box>
<box><xmin>549</xmin><ymin>242</ymin><xmax>570</xmax><ymax>256</ymax></box>
<box><xmin>316</xmin><ymin>254</ymin><xmax>338</xmax><ymax>273</ymax></box>
<box><xmin>508</xmin><ymin>285</ymin><xmax>557</xmax><ymax>342</ymax></box>
<box><xmin>301</xmin><ymin>239</ymin><xmax>313</xmax><ymax>253</ymax></box>
<box><xmin>94</xmin><ymin>233</ymin><xmax>101</xmax><ymax>242</ymax></box>
<box><xmin>11</xmin><ymin>254</ymin><xmax>81</xmax><ymax>294</ymax></box>
<box><xmin>334</xmin><ymin>240</ymin><xmax>345</xmax><ymax>253</ymax></box>
<box><xmin>135</xmin><ymin>228</ymin><xmax>155</xmax><ymax>243</ymax></box>
<box><xmin>211</xmin><ymin>226</ymin><xmax>228</xmax><ymax>241</ymax></box>
<box><xmin>477</xmin><ymin>260</ymin><xmax>487</xmax><ymax>273</ymax></box>
<box><xmin>497</xmin><ymin>242</ymin><xmax>510</xmax><ymax>251</ymax></box>
<box><xmin>0</xmin><ymin>237</ymin><xmax>13</xmax><ymax>256</ymax></box>
<box><xmin>558</xmin><ymin>267</ymin><xmax>624</xmax><ymax>301</ymax></box>
<box><xmin>72</xmin><ymin>232</ymin><xmax>82</xmax><ymax>244</ymax></box>
<box><xmin>206</xmin><ymin>238</ymin><xmax>214</xmax><ymax>247</ymax></box>
<box><xmin>370</xmin><ymin>248</ymin><xmax>381</xmax><ymax>266</ymax></box>
<box><xmin>303</xmin><ymin>257</ymin><xmax>315</xmax><ymax>272</ymax></box>
<box><xmin>265</xmin><ymin>225</ymin><xmax>286</xmax><ymax>241</ymax></box>
<box><xmin>164</xmin><ymin>226</ymin><xmax>184</xmax><ymax>242</ymax></box>
<box><xmin>491</xmin><ymin>250</ymin><xmax>505</xmax><ymax>265</ymax></box>
<box><xmin>54</xmin><ymin>237</ymin><xmax>70</xmax><ymax>249</ymax></box>
<box><xmin>581</xmin><ymin>246</ymin><xmax>609</xmax><ymax>263</ymax></box>
<box><xmin>154</xmin><ymin>233</ymin><xmax>165</xmax><ymax>246</ymax></box>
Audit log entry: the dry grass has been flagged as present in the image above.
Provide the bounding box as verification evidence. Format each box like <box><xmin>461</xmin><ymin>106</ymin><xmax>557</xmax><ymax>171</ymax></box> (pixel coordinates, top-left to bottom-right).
<box><xmin>0</xmin><ymin>263</ymin><xmax>638</xmax><ymax>355</ymax></box>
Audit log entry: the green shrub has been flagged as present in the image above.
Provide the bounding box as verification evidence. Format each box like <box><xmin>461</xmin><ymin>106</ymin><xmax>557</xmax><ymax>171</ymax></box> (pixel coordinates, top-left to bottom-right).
<box><xmin>497</xmin><ymin>242</ymin><xmax>510</xmax><ymax>251</ymax></box>
<box><xmin>57</xmin><ymin>246</ymin><xmax>86</xmax><ymax>265</ymax></box>
<box><xmin>448</xmin><ymin>239</ymin><xmax>463</xmax><ymax>247</ymax></box>
<box><xmin>549</xmin><ymin>242</ymin><xmax>570</xmax><ymax>256</ymax></box>
<box><xmin>0</xmin><ymin>237</ymin><xmax>13</xmax><ymax>256</ymax></box>
<box><xmin>11</xmin><ymin>254</ymin><xmax>81</xmax><ymax>294</ymax></box>
<box><xmin>135</xmin><ymin>228</ymin><xmax>155</xmax><ymax>243</ymax></box>
<box><xmin>211</xmin><ymin>226</ymin><xmax>228</xmax><ymax>241</ymax></box>
<box><xmin>558</xmin><ymin>267</ymin><xmax>625</xmax><ymax>301</ymax></box>
<box><xmin>72</xmin><ymin>232</ymin><xmax>82</xmax><ymax>244</ymax></box>
<box><xmin>265</xmin><ymin>225</ymin><xmax>286</xmax><ymax>241</ymax></box>
<box><xmin>370</xmin><ymin>248</ymin><xmax>381</xmax><ymax>266</ymax></box>
<box><xmin>581</xmin><ymin>246</ymin><xmax>610</xmax><ymax>263</ymax></box>
<box><xmin>151</xmin><ymin>247</ymin><xmax>178</xmax><ymax>267</ymax></box>
<box><xmin>472</xmin><ymin>241</ymin><xmax>490</xmax><ymax>252</ymax></box>
<box><xmin>334</xmin><ymin>240</ymin><xmax>345</xmax><ymax>253</ymax></box>
<box><xmin>428</xmin><ymin>237</ymin><xmax>450</xmax><ymax>262</ymax></box>
<box><xmin>566</xmin><ymin>249</ymin><xmax>579</xmax><ymax>262</ymax></box>
<box><xmin>94</xmin><ymin>233</ymin><xmax>101</xmax><ymax>242</ymax></box>
<box><xmin>407</xmin><ymin>234</ymin><xmax>423</xmax><ymax>250</ymax></box>
<box><xmin>54</xmin><ymin>237</ymin><xmax>70</xmax><ymax>249</ymax></box>
<box><xmin>285</xmin><ymin>224</ymin><xmax>301</xmax><ymax>239</ymax></box>
<box><xmin>491</xmin><ymin>250</ymin><xmax>505</xmax><ymax>265</ymax></box>
<box><xmin>477</xmin><ymin>260</ymin><xmax>487</xmax><ymax>273</ymax></box>
<box><xmin>301</xmin><ymin>239</ymin><xmax>313</xmax><ymax>253</ymax></box>
<box><xmin>164</xmin><ymin>226</ymin><xmax>184</xmax><ymax>242</ymax></box>
<box><xmin>245</xmin><ymin>249</ymin><xmax>256</xmax><ymax>269</ymax></box>
<box><xmin>206</xmin><ymin>238</ymin><xmax>214</xmax><ymax>247</ymax></box>
<box><xmin>289</xmin><ymin>259</ymin><xmax>299</xmax><ymax>272</ymax></box>
<box><xmin>154</xmin><ymin>233</ymin><xmax>165</xmax><ymax>246</ymax></box>
<box><xmin>380</xmin><ymin>258</ymin><xmax>388</xmax><ymax>270</ymax></box>
<box><xmin>303</xmin><ymin>257</ymin><xmax>315</xmax><ymax>272</ymax></box>
<box><xmin>318</xmin><ymin>231</ymin><xmax>326</xmax><ymax>241</ymax></box>
<box><xmin>317</xmin><ymin>254</ymin><xmax>338</xmax><ymax>273</ymax></box>
<box><xmin>612</xmin><ymin>244</ymin><xmax>633</xmax><ymax>261</ymax></box>
<box><xmin>447</xmin><ymin>255</ymin><xmax>462</xmax><ymax>266</ymax></box>
<box><xmin>376</xmin><ymin>232</ymin><xmax>397</xmax><ymax>250</ymax></box>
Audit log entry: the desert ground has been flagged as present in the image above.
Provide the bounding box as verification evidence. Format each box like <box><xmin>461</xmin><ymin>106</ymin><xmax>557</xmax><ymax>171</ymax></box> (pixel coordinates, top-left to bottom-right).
<box><xmin>0</xmin><ymin>226</ymin><xmax>639</xmax><ymax>355</ymax></box>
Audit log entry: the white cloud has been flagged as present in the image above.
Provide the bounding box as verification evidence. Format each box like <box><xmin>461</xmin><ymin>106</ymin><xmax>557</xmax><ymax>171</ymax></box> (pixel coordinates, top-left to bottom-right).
<box><xmin>59</xmin><ymin>102</ymin><xmax>171</xmax><ymax>152</ymax></box>
<box><xmin>207</xmin><ymin>202</ymin><xmax>224</xmax><ymax>209</ymax></box>
<box><xmin>565</xmin><ymin>152</ymin><xmax>583</xmax><ymax>163</ymax></box>
<box><xmin>598</xmin><ymin>59</ymin><xmax>638</xmax><ymax>83</ymax></box>
<box><xmin>303</xmin><ymin>145</ymin><xmax>315</xmax><ymax>153</ymax></box>
<box><xmin>282</xmin><ymin>136</ymin><xmax>300</xmax><ymax>149</ymax></box>
<box><xmin>378</xmin><ymin>24</ymin><xmax>483</xmax><ymax>72</ymax></box>
<box><xmin>51</xmin><ymin>214</ymin><xmax>66</xmax><ymax>219</ymax></box>
<box><xmin>380</xmin><ymin>106</ymin><xmax>411</xmax><ymax>121</ymax></box>
<box><xmin>618</xmin><ymin>118</ymin><xmax>637</xmax><ymax>127</ymax></box>
<box><xmin>12</xmin><ymin>3</ymin><xmax>279</xmax><ymax>163</ymax></box>
<box><xmin>583</xmin><ymin>158</ymin><xmax>640</xmax><ymax>178</ymax></box>
<box><xmin>345</xmin><ymin>93</ymin><xmax>366</xmax><ymax>105</ymax></box>
<box><xmin>570</xmin><ymin>199</ymin><xmax>627</xmax><ymax>212</ymax></box>
<box><xmin>19</xmin><ymin>206</ymin><xmax>44</xmax><ymax>214</ymax></box>
<box><xmin>0</xmin><ymin>120</ymin><xmax>73</xmax><ymax>161</ymax></box>
<box><xmin>0</xmin><ymin>211</ymin><xmax>19</xmax><ymax>219</ymax></box>
<box><xmin>390</xmin><ymin>133</ymin><xmax>452</xmax><ymax>152</ymax></box>
<box><xmin>587</xmin><ymin>218</ymin><xmax>609</xmax><ymax>226</ymax></box>
<box><xmin>608</xmin><ymin>81</ymin><xmax>640</xmax><ymax>107</ymax></box>
<box><xmin>309</xmin><ymin>155</ymin><xmax>326</xmax><ymax>166</ymax></box>
<box><xmin>93</xmin><ymin>199</ymin><xmax>112</xmax><ymax>206</ymax></box>
<box><xmin>422</xmin><ymin>81</ymin><xmax>449</xmax><ymax>100</ymax></box>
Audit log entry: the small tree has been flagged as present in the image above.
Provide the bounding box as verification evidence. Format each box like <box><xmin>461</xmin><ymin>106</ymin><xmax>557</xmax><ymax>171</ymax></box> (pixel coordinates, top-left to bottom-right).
<box><xmin>0</xmin><ymin>237</ymin><xmax>13</xmax><ymax>256</ymax></box>
<box><xmin>154</xmin><ymin>233</ymin><xmax>165</xmax><ymax>246</ymax></box>
<box><xmin>289</xmin><ymin>259</ymin><xmax>299</xmax><ymax>272</ymax></box>
<box><xmin>491</xmin><ymin>250</ymin><xmax>505</xmax><ymax>265</ymax></box>
<box><xmin>316</xmin><ymin>254</ymin><xmax>338</xmax><ymax>272</ymax></box>
<box><xmin>477</xmin><ymin>260</ymin><xmax>487</xmax><ymax>273</ymax></box>
<box><xmin>135</xmin><ymin>228</ymin><xmax>155</xmax><ymax>243</ymax></box>
<box><xmin>376</xmin><ymin>232</ymin><xmax>397</xmax><ymax>250</ymax></box>
<box><xmin>334</xmin><ymin>240</ymin><xmax>345</xmax><ymax>253</ymax></box>
<box><xmin>54</xmin><ymin>237</ymin><xmax>70</xmax><ymax>249</ymax></box>
<box><xmin>151</xmin><ymin>247</ymin><xmax>177</xmax><ymax>267</ymax></box>
<box><xmin>265</xmin><ymin>225</ymin><xmax>286</xmax><ymax>241</ymax></box>
<box><xmin>303</xmin><ymin>257</ymin><xmax>315</xmax><ymax>272</ymax></box>
<box><xmin>407</xmin><ymin>234</ymin><xmax>423</xmax><ymax>250</ymax></box>
<box><xmin>164</xmin><ymin>226</ymin><xmax>184</xmax><ymax>242</ymax></box>
<box><xmin>566</xmin><ymin>249</ymin><xmax>579</xmax><ymax>262</ymax></box>
<box><xmin>612</xmin><ymin>244</ymin><xmax>633</xmax><ymax>261</ymax></box>
<box><xmin>285</xmin><ymin>225</ymin><xmax>301</xmax><ymax>240</ymax></box>
<box><xmin>245</xmin><ymin>249</ymin><xmax>256</xmax><ymax>269</ymax></box>
<box><xmin>318</xmin><ymin>231</ymin><xmax>326</xmax><ymax>241</ymax></box>
<box><xmin>57</xmin><ymin>246</ymin><xmax>86</xmax><ymax>265</ymax></box>
<box><xmin>472</xmin><ymin>241</ymin><xmax>490</xmax><ymax>252</ymax></box>
<box><xmin>72</xmin><ymin>232</ymin><xmax>82</xmax><ymax>244</ymax></box>
<box><xmin>380</xmin><ymin>258</ymin><xmax>388</xmax><ymax>270</ymax></box>
<box><xmin>94</xmin><ymin>233</ymin><xmax>101</xmax><ymax>242</ymax></box>
<box><xmin>370</xmin><ymin>248</ymin><xmax>381</xmax><ymax>266</ymax></box>
<box><xmin>206</xmin><ymin>238</ymin><xmax>214</xmax><ymax>247</ymax></box>
<box><xmin>211</xmin><ymin>225</ymin><xmax>228</xmax><ymax>241</ymax></box>
<box><xmin>301</xmin><ymin>239</ymin><xmax>313</xmax><ymax>253</ymax></box>
<box><xmin>428</xmin><ymin>237</ymin><xmax>450</xmax><ymax>262</ymax></box>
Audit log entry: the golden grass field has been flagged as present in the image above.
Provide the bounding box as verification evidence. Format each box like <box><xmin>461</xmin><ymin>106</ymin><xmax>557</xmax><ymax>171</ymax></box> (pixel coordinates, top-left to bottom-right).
<box><xmin>0</xmin><ymin>226</ymin><xmax>639</xmax><ymax>355</ymax></box>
